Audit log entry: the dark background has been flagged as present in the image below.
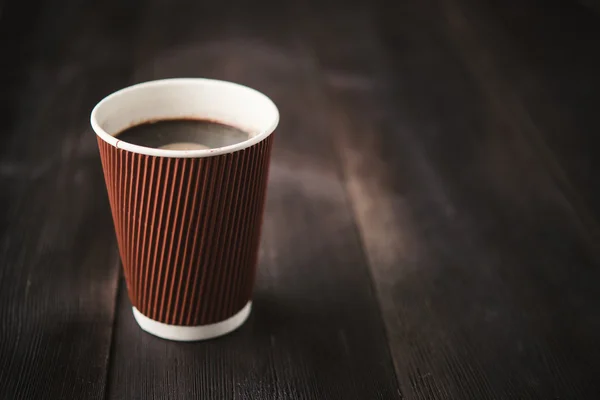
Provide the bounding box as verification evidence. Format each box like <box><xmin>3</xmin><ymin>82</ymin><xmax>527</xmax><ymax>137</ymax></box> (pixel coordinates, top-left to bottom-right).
<box><xmin>1</xmin><ymin>0</ymin><xmax>600</xmax><ymax>398</ymax></box>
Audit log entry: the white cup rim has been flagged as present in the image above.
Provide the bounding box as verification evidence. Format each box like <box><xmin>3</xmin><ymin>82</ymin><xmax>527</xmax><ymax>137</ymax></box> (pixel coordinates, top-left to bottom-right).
<box><xmin>90</xmin><ymin>78</ymin><xmax>279</xmax><ymax>158</ymax></box>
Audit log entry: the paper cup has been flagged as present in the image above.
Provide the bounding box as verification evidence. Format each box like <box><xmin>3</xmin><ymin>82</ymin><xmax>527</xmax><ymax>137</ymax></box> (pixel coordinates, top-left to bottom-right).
<box><xmin>91</xmin><ymin>78</ymin><xmax>278</xmax><ymax>341</ymax></box>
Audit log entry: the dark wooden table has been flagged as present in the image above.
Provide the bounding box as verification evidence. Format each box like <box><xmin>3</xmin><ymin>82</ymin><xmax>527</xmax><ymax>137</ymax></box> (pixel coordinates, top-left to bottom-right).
<box><xmin>1</xmin><ymin>0</ymin><xmax>600</xmax><ymax>398</ymax></box>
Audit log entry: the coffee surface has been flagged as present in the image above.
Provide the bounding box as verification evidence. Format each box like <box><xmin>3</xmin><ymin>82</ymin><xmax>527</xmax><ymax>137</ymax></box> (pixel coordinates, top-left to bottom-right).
<box><xmin>116</xmin><ymin>119</ymin><xmax>250</xmax><ymax>150</ymax></box>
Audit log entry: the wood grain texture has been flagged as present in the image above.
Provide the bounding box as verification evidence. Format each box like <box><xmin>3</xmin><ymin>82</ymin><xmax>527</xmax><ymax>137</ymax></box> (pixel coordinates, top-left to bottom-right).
<box><xmin>105</xmin><ymin>0</ymin><xmax>401</xmax><ymax>399</ymax></box>
<box><xmin>0</xmin><ymin>0</ymin><xmax>140</xmax><ymax>398</ymax></box>
<box><xmin>301</xmin><ymin>0</ymin><xmax>600</xmax><ymax>398</ymax></box>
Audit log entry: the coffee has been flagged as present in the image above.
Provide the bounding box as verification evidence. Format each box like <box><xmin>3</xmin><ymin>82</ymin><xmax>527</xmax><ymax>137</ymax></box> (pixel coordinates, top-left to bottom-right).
<box><xmin>116</xmin><ymin>119</ymin><xmax>250</xmax><ymax>150</ymax></box>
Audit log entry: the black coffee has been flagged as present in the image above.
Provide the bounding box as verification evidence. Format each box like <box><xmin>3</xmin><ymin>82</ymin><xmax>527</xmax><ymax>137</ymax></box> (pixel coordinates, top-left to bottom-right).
<box><xmin>116</xmin><ymin>119</ymin><xmax>250</xmax><ymax>150</ymax></box>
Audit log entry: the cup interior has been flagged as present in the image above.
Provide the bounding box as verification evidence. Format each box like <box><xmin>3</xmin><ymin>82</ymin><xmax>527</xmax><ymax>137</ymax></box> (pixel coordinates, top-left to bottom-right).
<box><xmin>91</xmin><ymin>78</ymin><xmax>279</xmax><ymax>158</ymax></box>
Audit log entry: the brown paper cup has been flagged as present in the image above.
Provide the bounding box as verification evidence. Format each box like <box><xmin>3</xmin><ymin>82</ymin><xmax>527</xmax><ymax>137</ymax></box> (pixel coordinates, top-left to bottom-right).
<box><xmin>91</xmin><ymin>79</ymin><xmax>278</xmax><ymax>341</ymax></box>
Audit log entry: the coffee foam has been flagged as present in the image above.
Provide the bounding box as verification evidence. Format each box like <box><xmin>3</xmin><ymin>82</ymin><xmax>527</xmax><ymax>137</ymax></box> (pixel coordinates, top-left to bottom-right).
<box><xmin>159</xmin><ymin>142</ymin><xmax>210</xmax><ymax>150</ymax></box>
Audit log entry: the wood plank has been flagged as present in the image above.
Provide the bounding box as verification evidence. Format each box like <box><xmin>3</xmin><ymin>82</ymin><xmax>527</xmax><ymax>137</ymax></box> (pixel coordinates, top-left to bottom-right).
<box><xmin>299</xmin><ymin>0</ymin><xmax>600</xmax><ymax>398</ymax></box>
<box><xmin>0</xmin><ymin>0</ymin><xmax>141</xmax><ymax>398</ymax></box>
<box><xmin>105</xmin><ymin>1</ymin><xmax>401</xmax><ymax>399</ymax></box>
<box><xmin>439</xmin><ymin>0</ymin><xmax>600</xmax><ymax>247</ymax></box>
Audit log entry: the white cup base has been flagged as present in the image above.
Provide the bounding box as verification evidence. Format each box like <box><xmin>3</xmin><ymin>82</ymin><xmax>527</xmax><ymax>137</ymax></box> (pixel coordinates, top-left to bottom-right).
<box><xmin>132</xmin><ymin>301</ymin><xmax>252</xmax><ymax>341</ymax></box>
